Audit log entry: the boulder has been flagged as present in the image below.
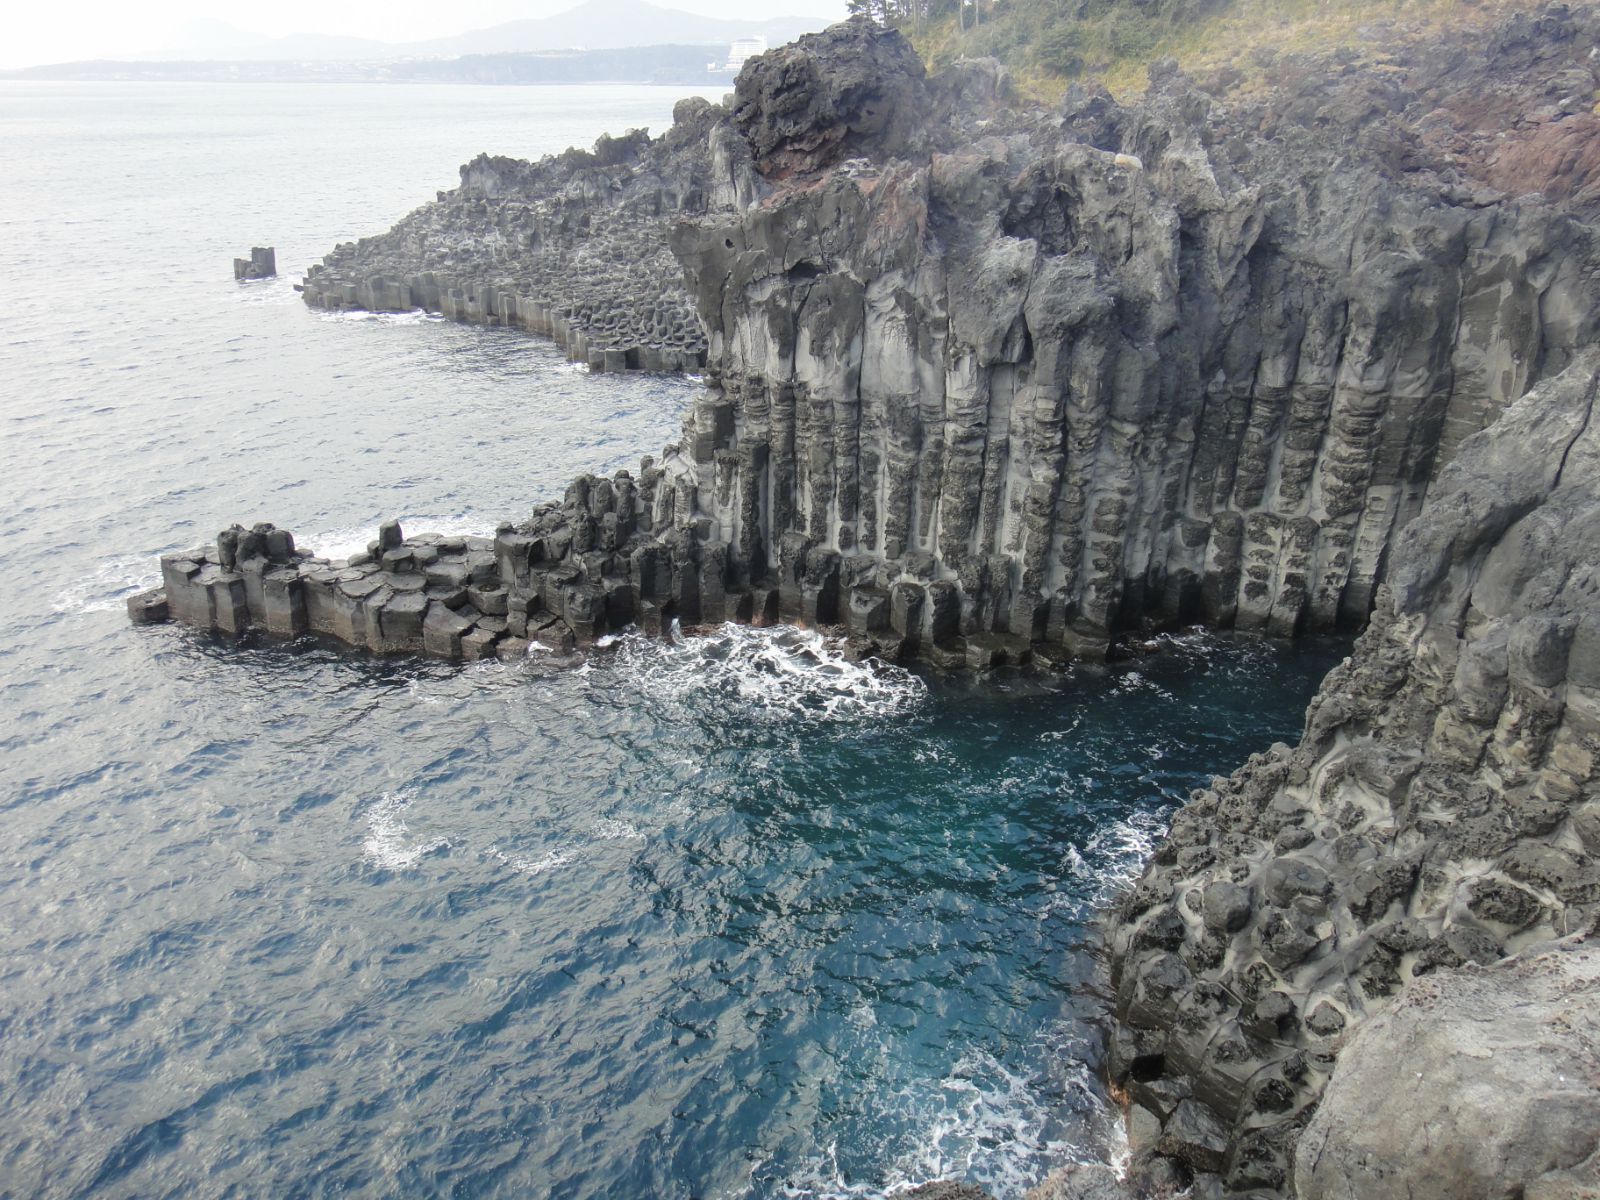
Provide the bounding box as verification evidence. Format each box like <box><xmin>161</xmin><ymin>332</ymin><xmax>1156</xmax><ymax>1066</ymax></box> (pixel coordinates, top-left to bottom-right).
<box><xmin>1296</xmin><ymin>931</ymin><xmax>1600</xmax><ymax>1200</ymax></box>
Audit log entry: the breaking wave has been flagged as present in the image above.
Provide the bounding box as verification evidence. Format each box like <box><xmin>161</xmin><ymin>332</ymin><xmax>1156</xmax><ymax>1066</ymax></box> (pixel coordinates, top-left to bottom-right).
<box><xmin>769</xmin><ymin>1029</ymin><xmax>1120</xmax><ymax>1200</ymax></box>
<box><xmin>362</xmin><ymin>790</ymin><xmax>450</xmax><ymax>870</ymax></box>
<box><xmin>605</xmin><ymin>622</ymin><xmax>927</xmax><ymax>724</ymax></box>
<box><xmin>1062</xmin><ymin>807</ymin><xmax>1172</xmax><ymax>911</ymax></box>
<box><xmin>313</xmin><ymin>308</ymin><xmax>443</xmax><ymax>325</ymax></box>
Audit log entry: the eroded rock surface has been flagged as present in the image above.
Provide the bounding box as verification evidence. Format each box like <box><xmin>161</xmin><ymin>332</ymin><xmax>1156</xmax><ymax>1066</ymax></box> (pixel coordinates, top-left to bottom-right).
<box><xmin>1106</xmin><ymin>354</ymin><xmax>1600</xmax><ymax>1195</ymax></box>
<box><xmin>298</xmin><ymin>108</ymin><xmax>723</xmax><ymax>371</ymax></box>
<box><xmin>1295</xmin><ymin>929</ymin><xmax>1600</xmax><ymax>1200</ymax></box>
<box><xmin>660</xmin><ymin>13</ymin><xmax>1598</xmax><ymax>664</ymax></box>
<box><xmin>276</xmin><ymin>10</ymin><xmax>1600</xmax><ymax>668</ymax></box>
<box><xmin>141</xmin><ymin>12</ymin><xmax>1600</xmax><ymax>1195</ymax></box>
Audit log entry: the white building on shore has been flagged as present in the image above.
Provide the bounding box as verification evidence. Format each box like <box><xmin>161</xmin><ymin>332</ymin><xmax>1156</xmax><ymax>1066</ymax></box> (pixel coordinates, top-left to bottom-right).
<box><xmin>724</xmin><ymin>36</ymin><xmax>767</xmax><ymax>72</ymax></box>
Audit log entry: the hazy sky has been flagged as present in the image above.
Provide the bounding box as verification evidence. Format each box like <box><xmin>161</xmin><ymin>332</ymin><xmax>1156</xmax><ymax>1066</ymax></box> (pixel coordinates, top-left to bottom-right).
<box><xmin>5</xmin><ymin>0</ymin><xmax>846</xmax><ymax>69</ymax></box>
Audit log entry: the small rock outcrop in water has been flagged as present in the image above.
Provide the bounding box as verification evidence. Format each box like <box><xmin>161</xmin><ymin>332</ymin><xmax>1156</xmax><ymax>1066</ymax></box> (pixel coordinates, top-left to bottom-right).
<box><xmin>140</xmin><ymin>9</ymin><xmax>1600</xmax><ymax>1195</ymax></box>
<box><xmin>141</xmin><ymin>468</ymin><xmax>743</xmax><ymax>662</ymax></box>
<box><xmin>233</xmin><ymin>246</ymin><xmax>276</xmax><ymax>280</ymax></box>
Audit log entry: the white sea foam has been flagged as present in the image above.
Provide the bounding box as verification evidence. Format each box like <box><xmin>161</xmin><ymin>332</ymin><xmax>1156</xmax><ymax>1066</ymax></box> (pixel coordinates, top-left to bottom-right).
<box><xmin>366</xmin><ymin>786</ymin><xmax>593</xmax><ymax>878</ymax></box>
<box><xmin>591</xmin><ymin>818</ymin><xmax>644</xmax><ymax>841</ymax></box>
<box><xmin>234</xmin><ymin>283</ymin><xmax>300</xmax><ymax>306</ymax></box>
<box><xmin>305</xmin><ymin>518</ymin><xmax>496</xmax><ymax>563</ymax></box>
<box><xmin>487</xmin><ymin>844</ymin><xmax>576</xmax><ymax>876</ymax></box>
<box><xmin>773</xmin><ymin>1031</ymin><xmax>1118</xmax><ymax>1200</ymax></box>
<box><xmin>1062</xmin><ymin>807</ymin><xmax>1171</xmax><ymax>911</ymax></box>
<box><xmin>1038</xmin><ymin>715</ymin><xmax>1084</xmax><ymax>745</ymax></box>
<box><xmin>1109</xmin><ymin>669</ymin><xmax>1176</xmax><ymax>701</ymax></box>
<box><xmin>52</xmin><ymin>555</ymin><xmax>161</xmax><ymax>614</ymax></box>
<box><xmin>314</xmin><ymin>308</ymin><xmax>442</xmax><ymax>325</ymax></box>
<box><xmin>403</xmin><ymin>677</ymin><xmax>448</xmax><ymax>707</ymax></box>
<box><xmin>363</xmin><ymin>790</ymin><xmax>449</xmax><ymax>870</ymax></box>
<box><xmin>608</xmin><ymin>622</ymin><xmax>926</xmax><ymax>725</ymax></box>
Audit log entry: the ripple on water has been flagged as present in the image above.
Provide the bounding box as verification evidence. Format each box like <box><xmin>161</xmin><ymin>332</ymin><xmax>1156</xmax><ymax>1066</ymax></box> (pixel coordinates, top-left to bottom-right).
<box><xmin>50</xmin><ymin>554</ymin><xmax>162</xmax><ymax>614</ymax></box>
<box><xmin>319</xmin><ymin>626</ymin><xmax>1342</xmax><ymax>1198</ymax></box>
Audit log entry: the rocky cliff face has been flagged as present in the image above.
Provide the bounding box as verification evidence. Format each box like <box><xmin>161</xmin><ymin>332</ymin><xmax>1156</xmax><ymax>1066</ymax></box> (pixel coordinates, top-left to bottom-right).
<box><xmin>142</xmin><ymin>11</ymin><xmax>1600</xmax><ymax>1196</ymax></box>
<box><xmin>661</xmin><ymin>16</ymin><xmax>1600</xmax><ymax>666</ymax></box>
<box><xmin>1295</xmin><ymin>927</ymin><xmax>1600</xmax><ymax>1200</ymax></box>
<box><xmin>1104</xmin><ymin>352</ymin><xmax>1600</xmax><ymax>1196</ymax></box>
<box><xmin>282</xmin><ymin>11</ymin><xmax>1600</xmax><ymax>671</ymax></box>
<box><xmin>298</xmin><ymin>108</ymin><xmax>725</xmax><ymax>372</ymax></box>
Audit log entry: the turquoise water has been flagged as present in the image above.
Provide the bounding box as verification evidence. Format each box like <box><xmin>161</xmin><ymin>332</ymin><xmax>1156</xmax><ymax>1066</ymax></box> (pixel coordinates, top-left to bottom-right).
<box><xmin>0</xmin><ymin>82</ymin><xmax>1344</xmax><ymax>1198</ymax></box>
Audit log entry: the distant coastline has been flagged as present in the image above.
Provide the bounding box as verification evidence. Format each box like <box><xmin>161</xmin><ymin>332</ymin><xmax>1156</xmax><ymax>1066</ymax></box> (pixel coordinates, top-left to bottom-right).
<box><xmin>0</xmin><ymin>47</ymin><xmax>743</xmax><ymax>86</ymax></box>
<box><xmin>0</xmin><ymin>0</ymin><xmax>828</xmax><ymax>85</ymax></box>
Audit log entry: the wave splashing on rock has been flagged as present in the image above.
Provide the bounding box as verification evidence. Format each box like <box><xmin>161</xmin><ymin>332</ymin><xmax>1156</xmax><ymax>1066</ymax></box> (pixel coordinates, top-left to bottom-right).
<box><xmin>607</xmin><ymin>621</ymin><xmax>927</xmax><ymax>724</ymax></box>
<box><xmin>773</xmin><ymin>1028</ymin><xmax>1118</xmax><ymax>1200</ymax></box>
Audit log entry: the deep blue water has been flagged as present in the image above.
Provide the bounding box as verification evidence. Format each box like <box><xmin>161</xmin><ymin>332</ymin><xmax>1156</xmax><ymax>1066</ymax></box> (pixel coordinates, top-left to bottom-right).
<box><xmin>0</xmin><ymin>82</ymin><xmax>1346</xmax><ymax>1199</ymax></box>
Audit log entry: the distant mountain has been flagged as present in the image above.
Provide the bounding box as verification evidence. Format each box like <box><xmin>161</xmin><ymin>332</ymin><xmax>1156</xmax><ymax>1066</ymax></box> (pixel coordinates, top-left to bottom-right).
<box><xmin>406</xmin><ymin>0</ymin><xmax>826</xmax><ymax>55</ymax></box>
<box><xmin>0</xmin><ymin>59</ymin><xmax>394</xmax><ymax>83</ymax></box>
<box><xmin>131</xmin><ymin>0</ymin><xmax>827</xmax><ymax>63</ymax></box>
<box><xmin>393</xmin><ymin>44</ymin><xmax>739</xmax><ymax>84</ymax></box>
<box><xmin>146</xmin><ymin>17</ymin><xmax>394</xmax><ymax>62</ymax></box>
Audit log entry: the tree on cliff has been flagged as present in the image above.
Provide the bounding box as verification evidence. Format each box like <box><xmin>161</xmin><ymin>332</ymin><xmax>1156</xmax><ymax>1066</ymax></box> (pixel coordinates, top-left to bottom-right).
<box><xmin>845</xmin><ymin>0</ymin><xmax>991</xmax><ymax>34</ymax></box>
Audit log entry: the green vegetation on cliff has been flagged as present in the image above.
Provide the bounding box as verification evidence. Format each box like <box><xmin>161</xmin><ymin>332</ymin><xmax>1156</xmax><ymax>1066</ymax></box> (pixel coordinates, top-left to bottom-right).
<box><xmin>855</xmin><ymin>0</ymin><xmax>1525</xmax><ymax>99</ymax></box>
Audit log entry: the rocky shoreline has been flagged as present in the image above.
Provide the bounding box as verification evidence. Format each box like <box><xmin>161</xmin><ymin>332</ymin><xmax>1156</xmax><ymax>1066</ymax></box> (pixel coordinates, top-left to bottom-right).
<box><xmin>135</xmin><ymin>10</ymin><xmax>1600</xmax><ymax>1197</ymax></box>
<box><xmin>1100</xmin><ymin>353</ymin><xmax>1600</xmax><ymax>1198</ymax></box>
<box><xmin>296</xmin><ymin>119</ymin><xmax>719</xmax><ymax>372</ymax></box>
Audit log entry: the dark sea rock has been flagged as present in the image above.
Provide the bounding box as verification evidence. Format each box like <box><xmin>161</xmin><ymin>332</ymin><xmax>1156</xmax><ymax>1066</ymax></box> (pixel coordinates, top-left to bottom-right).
<box><xmin>905</xmin><ymin>1183</ymin><xmax>1000</xmax><ymax>1200</ymax></box>
<box><xmin>731</xmin><ymin>15</ymin><xmax>933</xmax><ymax>177</ymax></box>
<box><xmin>233</xmin><ymin>246</ymin><xmax>275</xmax><ymax>280</ymax></box>
<box><xmin>296</xmin><ymin>100</ymin><xmax>724</xmax><ymax>371</ymax></box>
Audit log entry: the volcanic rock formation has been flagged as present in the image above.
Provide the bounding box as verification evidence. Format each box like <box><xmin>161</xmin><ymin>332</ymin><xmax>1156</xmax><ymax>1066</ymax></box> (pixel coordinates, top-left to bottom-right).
<box><xmin>1294</xmin><ymin>927</ymin><xmax>1600</xmax><ymax>1200</ymax></box>
<box><xmin>1105</xmin><ymin>353</ymin><xmax>1600</xmax><ymax>1196</ymax></box>
<box><xmin>297</xmin><ymin>113</ymin><xmax>721</xmax><ymax>371</ymax></box>
<box><xmin>278</xmin><ymin>11</ymin><xmax>1600</xmax><ymax>670</ymax></box>
<box><xmin>274</xmin><ymin>12</ymin><xmax>1600</xmax><ymax>669</ymax></box>
<box><xmin>233</xmin><ymin>246</ymin><xmax>276</xmax><ymax>280</ymax></box>
<box><xmin>138</xmin><ymin>11</ymin><xmax>1600</xmax><ymax>1197</ymax></box>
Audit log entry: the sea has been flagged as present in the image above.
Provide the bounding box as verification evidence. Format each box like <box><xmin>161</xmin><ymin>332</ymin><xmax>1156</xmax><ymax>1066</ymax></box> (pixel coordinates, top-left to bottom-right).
<box><xmin>0</xmin><ymin>81</ymin><xmax>1346</xmax><ymax>1200</ymax></box>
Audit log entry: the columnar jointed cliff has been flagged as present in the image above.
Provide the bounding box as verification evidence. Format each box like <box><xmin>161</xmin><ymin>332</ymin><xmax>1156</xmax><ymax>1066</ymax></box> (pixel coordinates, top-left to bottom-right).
<box><xmin>137</xmin><ymin>11</ymin><xmax>1600</xmax><ymax>1197</ymax></box>
<box><xmin>1104</xmin><ymin>354</ymin><xmax>1600</xmax><ymax>1198</ymax></box>
<box><xmin>272</xmin><ymin>11</ymin><xmax>1600</xmax><ymax>672</ymax></box>
<box><xmin>663</xmin><ymin>17</ymin><xmax>1600</xmax><ymax>663</ymax></box>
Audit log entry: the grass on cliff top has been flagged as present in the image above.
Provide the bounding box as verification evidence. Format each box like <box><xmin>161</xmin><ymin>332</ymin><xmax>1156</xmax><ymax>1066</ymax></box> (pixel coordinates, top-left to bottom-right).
<box><xmin>907</xmin><ymin>0</ymin><xmax>1538</xmax><ymax>104</ymax></box>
